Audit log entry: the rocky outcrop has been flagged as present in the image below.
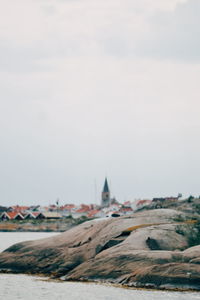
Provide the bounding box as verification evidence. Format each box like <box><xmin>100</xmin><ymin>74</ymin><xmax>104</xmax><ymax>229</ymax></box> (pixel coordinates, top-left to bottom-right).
<box><xmin>0</xmin><ymin>209</ymin><xmax>200</xmax><ymax>290</ymax></box>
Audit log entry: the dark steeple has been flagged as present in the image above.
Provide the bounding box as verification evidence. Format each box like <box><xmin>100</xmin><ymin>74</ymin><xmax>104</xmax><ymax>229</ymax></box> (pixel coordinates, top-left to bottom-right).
<box><xmin>101</xmin><ymin>178</ymin><xmax>111</xmax><ymax>207</ymax></box>
<box><xmin>103</xmin><ymin>178</ymin><xmax>110</xmax><ymax>193</ymax></box>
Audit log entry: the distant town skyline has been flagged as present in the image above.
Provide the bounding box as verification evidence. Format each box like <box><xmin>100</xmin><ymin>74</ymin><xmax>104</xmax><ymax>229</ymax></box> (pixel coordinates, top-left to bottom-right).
<box><xmin>0</xmin><ymin>0</ymin><xmax>200</xmax><ymax>206</ymax></box>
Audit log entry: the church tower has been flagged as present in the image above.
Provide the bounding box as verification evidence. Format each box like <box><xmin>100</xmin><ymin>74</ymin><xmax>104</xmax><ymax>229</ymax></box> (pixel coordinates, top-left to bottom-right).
<box><xmin>101</xmin><ymin>178</ymin><xmax>111</xmax><ymax>207</ymax></box>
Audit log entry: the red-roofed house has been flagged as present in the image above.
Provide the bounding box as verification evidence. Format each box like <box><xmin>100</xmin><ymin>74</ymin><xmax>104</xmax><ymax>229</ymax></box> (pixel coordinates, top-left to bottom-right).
<box><xmin>0</xmin><ymin>211</ymin><xmax>24</xmax><ymax>221</ymax></box>
<box><xmin>61</xmin><ymin>204</ymin><xmax>75</xmax><ymax>211</ymax></box>
<box><xmin>8</xmin><ymin>206</ymin><xmax>29</xmax><ymax>213</ymax></box>
<box><xmin>72</xmin><ymin>204</ymin><xmax>92</xmax><ymax>218</ymax></box>
<box><xmin>24</xmin><ymin>212</ymin><xmax>45</xmax><ymax>220</ymax></box>
<box><xmin>123</xmin><ymin>201</ymin><xmax>131</xmax><ymax>207</ymax></box>
<box><xmin>120</xmin><ymin>207</ymin><xmax>133</xmax><ymax>215</ymax></box>
<box><xmin>136</xmin><ymin>199</ymin><xmax>152</xmax><ymax>209</ymax></box>
<box><xmin>87</xmin><ymin>210</ymin><xmax>102</xmax><ymax>218</ymax></box>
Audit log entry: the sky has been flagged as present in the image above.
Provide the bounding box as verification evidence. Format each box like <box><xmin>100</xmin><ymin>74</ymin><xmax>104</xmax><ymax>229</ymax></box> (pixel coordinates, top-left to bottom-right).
<box><xmin>0</xmin><ymin>0</ymin><xmax>200</xmax><ymax>206</ymax></box>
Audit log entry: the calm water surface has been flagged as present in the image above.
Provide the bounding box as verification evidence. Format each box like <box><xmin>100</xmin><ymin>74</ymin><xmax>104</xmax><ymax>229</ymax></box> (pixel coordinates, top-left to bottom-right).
<box><xmin>0</xmin><ymin>232</ymin><xmax>200</xmax><ymax>300</ymax></box>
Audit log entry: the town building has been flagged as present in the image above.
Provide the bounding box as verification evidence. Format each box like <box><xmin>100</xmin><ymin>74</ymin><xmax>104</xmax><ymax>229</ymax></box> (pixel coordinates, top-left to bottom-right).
<box><xmin>101</xmin><ymin>178</ymin><xmax>111</xmax><ymax>207</ymax></box>
<box><xmin>0</xmin><ymin>211</ymin><xmax>24</xmax><ymax>221</ymax></box>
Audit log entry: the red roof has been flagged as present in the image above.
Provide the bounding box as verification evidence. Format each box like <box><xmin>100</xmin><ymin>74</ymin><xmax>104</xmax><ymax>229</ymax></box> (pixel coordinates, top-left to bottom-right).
<box><xmin>120</xmin><ymin>207</ymin><xmax>133</xmax><ymax>212</ymax></box>
<box><xmin>124</xmin><ymin>201</ymin><xmax>131</xmax><ymax>206</ymax></box>
<box><xmin>10</xmin><ymin>206</ymin><xmax>29</xmax><ymax>212</ymax></box>
<box><xmin>87</xmin><ymin>210</ymin><xmax>100</xmax><ymax>218</ymax></box>
<box><xmin>76</xmin><ymin>208</ymin><xmax>88</xmax><ymax>213</ymax></box>
<box><xmin>3</xmin><ymin>212</ymin><xmax>24</xmax><ymax>219</ymax></box>
<box><xmin>32</xmin><ymin>212</ymin><xmax>41</xmax><ymax>217</ymax></box>
<box><xmin>75</xmin><ymin>204</ymin><xmax>91</xmax><ymax>213</ymax></box>
<box><xmin>7</xmin><ymin>212</ymin><xmax>19</xmax><ymax>219</ymax></box>
<box><xmin>62</xmin><ymin>204</ymin><xmax>75</xmax><ymax>210</ymax></box>
<box><xmin>80</xmin><ymin>204</ymin><xmax>91</xmax><ymax>210</ymax></box>
<box><xmin>136</xmin><ymin>200</ymin><xmax>151</xmax><ymax>206</ymax></box>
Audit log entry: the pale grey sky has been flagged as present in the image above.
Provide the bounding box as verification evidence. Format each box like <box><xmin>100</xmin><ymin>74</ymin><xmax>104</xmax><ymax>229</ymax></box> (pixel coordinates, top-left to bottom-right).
<box><xmin>0</xmin><ymin>0</ymin><xmax>200</xmax><ymax>206</ymax></box>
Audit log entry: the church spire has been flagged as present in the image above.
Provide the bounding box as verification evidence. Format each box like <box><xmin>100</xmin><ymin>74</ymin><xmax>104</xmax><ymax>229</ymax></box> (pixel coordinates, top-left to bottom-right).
<box><xmin>103</xmin><ymin>178</ymin><xmax>109</xmax><ymax>193</ymax></box>
<box><xmin>101</xmin><ymin>177</ymin><xmax>111</xmax><ymax>207</ymax></box>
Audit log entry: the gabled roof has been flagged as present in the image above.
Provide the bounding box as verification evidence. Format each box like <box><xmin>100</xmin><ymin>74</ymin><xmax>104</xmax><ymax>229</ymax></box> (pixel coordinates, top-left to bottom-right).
<box><xmin>32</xmin><ymin>212</ymin><xmax>41</xmax><ymax>217</ymax></box>
<box><xmin>61</xmin><ymin>204</ymin><xmax>75</xmax><ymax>211</ymax></box>
<box><xmin>87</xmin><ymin>210</ymin><xmax>101</xmax><ymax>218</ymax></box>
<box><xmin>24</xmin><ymin>212</ymin><xmax>42</xmax><ymax>219</ymax></box>
<box><xmin>75</xmin><ymin>208</ymin><xmax>88</xmax><ymax>213</ymax></box>
<box><xmin>120</xmin><ymin>207</ymin><xmax>133</xmax><ymax>212</ymax></box>
<box><xmin>136</xmin><ymin>200</ymin><xmax>152</xmax><ymax>206</ymax></box>
<box><xmin>1</xmin><ymin>211</ymin><xmax>24</xmax><ymax>220</ymax></box>
<box><xmin>10</xmin><ymin>206</ymin><xmax>29</xmax><ymax>212</ymax></box>
<box><xmin>124</xmin><ymin>201</ymin><xmax>131</xmax><ymax>206</ymax></box>
<box><xmin>102</xmin><ymin>178</ymin><xmax>110</xmax><ymax>193</ymax></box>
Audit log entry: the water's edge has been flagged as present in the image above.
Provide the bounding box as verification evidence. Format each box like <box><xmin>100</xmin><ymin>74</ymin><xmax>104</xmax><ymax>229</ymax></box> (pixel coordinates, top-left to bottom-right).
<box><xmin>0</xmin><ymin>269</ymin><xmax>199</xmax><ymax>293</ymax></box>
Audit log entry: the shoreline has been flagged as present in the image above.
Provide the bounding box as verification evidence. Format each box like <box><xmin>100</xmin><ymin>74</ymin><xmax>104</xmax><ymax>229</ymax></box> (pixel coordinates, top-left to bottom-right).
<box><xmin>1</xmin><ymin>271</ymin><xmax>199</xmax><ymax>293</ymax></box>
<box><xmin>0</xmin><ymin>221</ymin><xmax>75</xmax><ymax>232</ymax></box>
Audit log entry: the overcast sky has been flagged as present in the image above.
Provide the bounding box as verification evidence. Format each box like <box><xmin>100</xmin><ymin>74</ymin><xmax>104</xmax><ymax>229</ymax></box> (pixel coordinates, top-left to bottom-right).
<box><xmin>0</xmin><ymin>0</ymin><xmax>200</xmax><ymax>206</ymax></box>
